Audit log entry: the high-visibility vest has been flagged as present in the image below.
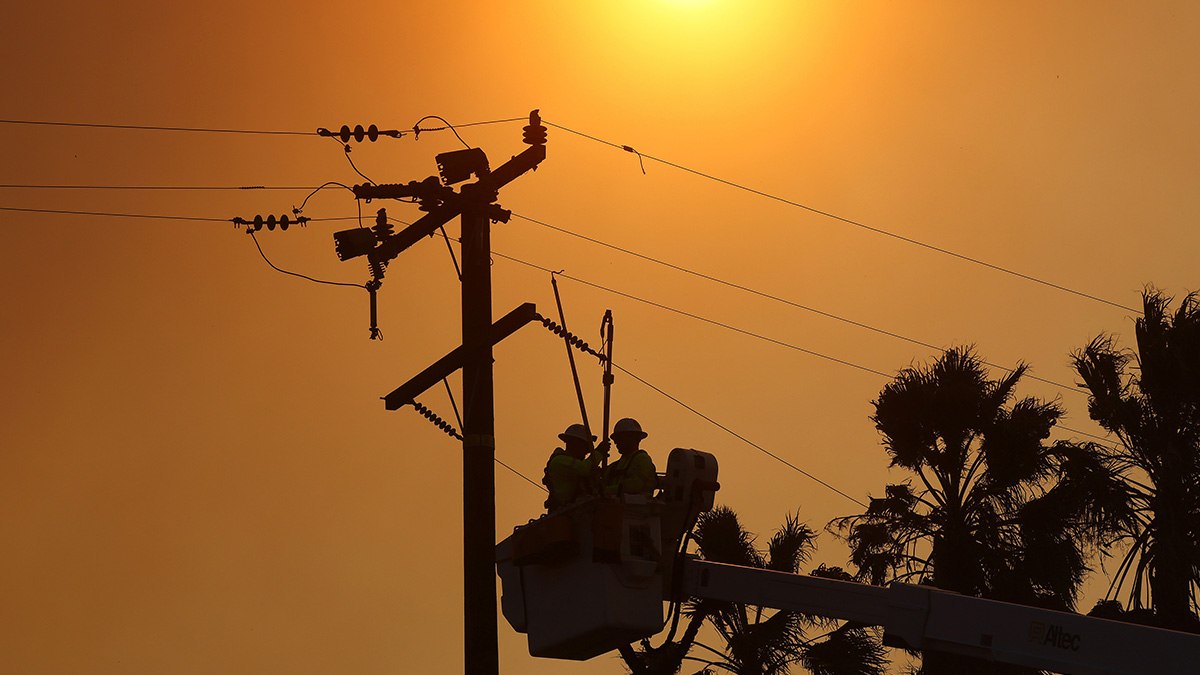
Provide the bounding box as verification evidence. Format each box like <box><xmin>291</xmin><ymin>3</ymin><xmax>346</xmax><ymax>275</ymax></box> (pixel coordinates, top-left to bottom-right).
<box><xmin>543</xmin><ymin>448</ymin><xmax>602</xmax><ymax>509</ymax></box>
<box><xmin>602</xmin><ymin>449</ymin><xmax>656</xmax><ymax>497</ymax></box>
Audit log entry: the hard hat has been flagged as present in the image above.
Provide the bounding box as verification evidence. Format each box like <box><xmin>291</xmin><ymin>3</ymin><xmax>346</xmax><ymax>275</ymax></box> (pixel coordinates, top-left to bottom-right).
<box><xmin>558</xmin><ymin>423</ymin><xmax>596</xmax><ymax>445</ymax></box>
<box><xmin>611</xmin><ymin>417</ymin><xmax>647</xmax><ymax>439</ymax></box>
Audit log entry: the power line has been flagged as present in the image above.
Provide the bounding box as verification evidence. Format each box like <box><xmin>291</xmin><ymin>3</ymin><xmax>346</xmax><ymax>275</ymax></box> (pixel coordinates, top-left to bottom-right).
<box><xmin>0</xmin><ymin>183</ymin><xmax>1096</xmax><ymax>396</ymax></box>
<box><xmin>426</xmin><ymin>231</ymin><xmax>871</xmax><ymax>506</ymax></box>
<box><xmin>613</xmin><ymin>362</ymin><xmax>867</xmax><ymax>508</ymax></box>
<box><xmin>413</xmin><ymin>116</ymin><xmax>526</xmax><ymax>135</ymax></box>
<box><xmin>0</xmin><ymin>201</ymin><xmax>1112</xmax><ymax>496</ymax></box>
<box><xmin>247</xmin><ymin>230</ymin><xmax>365</xmax><ymax>290</ymax></box>
<box><xmin>3</xmin><ymin>114</ymin><xmax>1140</xmax><ymax>313</ymax></box>
<box><xmin>0</xmin><ymin>184</ymin><xmax>319</xmax><ymax>191</ymax></box>
<box><xmin>490</xmin><ymin>247</ymin><xmax>894</xmax><ymax>378</ymax></box>
<box><xmin>0</xmin><ymin>205</ymin><xmax>359</xmax><ymax>223</ymax></box>
<box><xmin>0</xmin><ymin>206</ymin><xmax>225</xmax><ymax>222</ymax></box>
<box><xmin>485</xmin><ymin>243</ymin><xmax>1116</xmax><ymax>447</ymax></box>
<box><xmin>4</xmin><ymin>204</ymin><xmax>1110</xmax><ymax>446</ymax></box>
<box><xmin>543</xmin><ymin>120</ymin><xmax>1140</xmax><ymax>314</ymax></box>
<box><xmin>0</xmin><ymin>197</ymin><xmax>1103</xmax><ymax>504</ymax></box>
<box><xmin>496</xmin><ymin>457</ymin><xmax>546</xmax><ymax>493</ymax></box>
<box><xmin>0</xmin><ymin>115</ymin><xmax>526</xmax><ymax>139</ymax></box>
<box><xmin>509</xmin><ymin>210</ymin><xmax>1084</xmax><ymax>397</ymax></box>
<box><xmin>0</xmin><ymin>201</ymin><xmax>545</xmax><ymax>489</ymax></box>
<box><xmin>412</xmin><ymin>115</ymin><xmax>473</xmax><ymax>148</ymax></box>
<box><xmin>0</xmin><ymin>119</ymin><xmax>312</xmax><ymax>136</ymax></box>
<box><xmin>1058</xmin><ymin>424</ymin><xmax>1115</xmax><ymax>445</ymax></box>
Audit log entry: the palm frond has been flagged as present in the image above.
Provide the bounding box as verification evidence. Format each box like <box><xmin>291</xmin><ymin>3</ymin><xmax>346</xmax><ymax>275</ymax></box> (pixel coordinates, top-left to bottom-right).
<box><xmin>979</xmin><ymin>396</ymin><xmax>1061</xmax><ymax>491</ymax></box>
<box><xmin>766</xmin><ymin>511</ymin><xmax>817</xmax><ymax>574</ymax></box>
<box><xmin>695</xmin><ymin>506</ymin><xmax>764</xmax><ymax>569</ymax></box>
<box><xmin>800</xmin><ymin>625</ymin><xmax>889</xmax><ymax>675</ymax></box>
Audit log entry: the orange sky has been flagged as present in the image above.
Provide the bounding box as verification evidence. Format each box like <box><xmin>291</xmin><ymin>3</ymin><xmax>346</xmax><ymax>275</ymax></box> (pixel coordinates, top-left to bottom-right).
<box><xmin>3</xmin><ymin>2</ymin><xmax>1199</xmax><ymax>673</ymax></box>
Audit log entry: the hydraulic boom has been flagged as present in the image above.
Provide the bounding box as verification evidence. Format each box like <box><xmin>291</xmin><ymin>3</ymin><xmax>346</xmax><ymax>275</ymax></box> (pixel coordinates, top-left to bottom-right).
<box><xmin>685</xmin><ymin>560</ymin><xmax>1199</xmax><ymax>675</ymax></box>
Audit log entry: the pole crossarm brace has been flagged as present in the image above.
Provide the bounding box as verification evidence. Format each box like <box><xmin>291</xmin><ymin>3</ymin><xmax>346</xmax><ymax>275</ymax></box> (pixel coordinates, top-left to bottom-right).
<box><xmin>356</xmin><ymin>144</ymin><xmax>546</xmax><ymax>269</ymax></box>
<box><xmin>382</xmin><ymin>302</ymin><xmax>539</xmax><ymax>410</ymax></box>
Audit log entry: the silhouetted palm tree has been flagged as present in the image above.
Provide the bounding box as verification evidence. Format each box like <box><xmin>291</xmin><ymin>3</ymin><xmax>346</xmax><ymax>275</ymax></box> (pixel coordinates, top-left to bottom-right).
<box><xmin>830</xmin><ymin>347</ymin><xmax>1126</xmax><ymax>674</ymax></box>
<box><xmin>1072</xmin><ymin>289</ymin><xmax>1200</xmax><ymax>631</ymax></box>
<box><xmin>625</xmin><ymin>506</ymin><xmax>887</xmax><ymax>675</ymax></box>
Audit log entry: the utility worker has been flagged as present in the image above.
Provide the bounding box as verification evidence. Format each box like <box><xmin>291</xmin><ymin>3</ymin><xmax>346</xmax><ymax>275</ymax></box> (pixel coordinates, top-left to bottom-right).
<box><xmin>543</xmin><ymin>423</ymin><xmax>607</xmax><ymax>511</ymax></box>
<box><xmin>602</xmin><ymin>418</ymin><xmax>657</xmax><ymax>498</ymax></box>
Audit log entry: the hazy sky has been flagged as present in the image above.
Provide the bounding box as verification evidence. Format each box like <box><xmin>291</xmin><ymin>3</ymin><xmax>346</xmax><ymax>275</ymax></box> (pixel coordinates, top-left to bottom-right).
<box><xmin>3</xmin><ymin>2</ymin><xmax>1198</xmax><ymax>672</ymax></box>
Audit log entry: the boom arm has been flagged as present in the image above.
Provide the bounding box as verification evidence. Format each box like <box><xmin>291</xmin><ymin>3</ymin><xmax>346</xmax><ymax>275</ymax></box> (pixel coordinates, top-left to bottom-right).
<box><xmin>684</xmin><ymin>559</ymin><xmax>1200</xmax><ymax>675</ymax></box>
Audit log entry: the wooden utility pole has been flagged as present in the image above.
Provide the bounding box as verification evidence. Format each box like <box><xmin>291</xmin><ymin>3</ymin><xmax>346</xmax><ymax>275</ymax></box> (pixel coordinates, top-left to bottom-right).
<box><xmin>459</xmin><ymin>195</ymin><xmax>498</xmax><ymax>672</ymax></box>
<box><xmin>348</xmin><ymin>110</ymin><xmax>547</xmax><ymax>674</ymax></box>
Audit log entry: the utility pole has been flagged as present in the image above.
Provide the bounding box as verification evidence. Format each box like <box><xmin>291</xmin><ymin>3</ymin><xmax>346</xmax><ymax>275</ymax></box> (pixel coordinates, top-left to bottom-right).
<box><xmin>460</xmin><ymin>194</ymin><xmax>498</xmax><ymax>673</ymax></box>
<box><xmin>337</xmin><ymin>110</ymin><xmax>547</xmax><ymax>674</ymax></box>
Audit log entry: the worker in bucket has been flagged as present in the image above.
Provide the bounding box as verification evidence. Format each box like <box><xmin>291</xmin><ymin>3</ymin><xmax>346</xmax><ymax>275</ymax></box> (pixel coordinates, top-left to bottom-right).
<box><xmin>543</xmin><ymin>423</ymin><xmax>607</xmax><ymax>511</ymax></box>
<box><xmin>602</xmin><ymin>418</ymin><xmax>657</xmax><ymax>498</ymax></box>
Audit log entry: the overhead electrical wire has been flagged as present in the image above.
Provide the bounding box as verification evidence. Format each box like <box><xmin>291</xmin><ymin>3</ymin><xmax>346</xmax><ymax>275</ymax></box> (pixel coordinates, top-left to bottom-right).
<box><xmin>0</xmin><ymin>205</ymin><xmax>360</xmax><ymax>224</ymax></box>
<box><xmin>432</xmin><ymin>229</ymin><xmax>873</xmax><ymax>505</ymax></box>
<box><xmin>0</xmin><ymin>206</ymin><xmax>543</xmax><ymax>496</ymax></box>
<box><xmin>0</xmin><ymin>106</ymin><xmax>1126</xmax><ymax>500</ymax></box>
<box><xmin>0</xmin><ymin>182</ymin><xmax>1093</xmax><ymax>395</ymax></box>
<box><xmin>2</xmin><ymin>203</ymin><xmax>1111</xmax><ymax>447</ymax></box>
<box><xmin>339</xmin><ymin>216</ymin><xmax>1116</xmax><ymax>449</ymax></box>
<box><xmin>482</xmin><ymin>241</ymin><xmax>1115</xmax><ymax>446</ymax></box>
<box><xmin>509</xmin><ymin>210</ymin><xmax>1084</xmax><ymax>397</ymax></box>
<box><xmin>488</xmin><ymin>246</ymin><xmax>897</xmax><ymax>378</ymax></box>
<box><xmin>612</xmin><ymin>362</ymin><xmax>868</xmax><ymax>508</ymax></box>
<box><xmin>0</xmin><ymin>115</ymin><xmax>526</xmax><ymax>138</ymax></box>
<box><xmin>496</xmin><ymin>457</ymin><xmax>546</xmax><ymax>493</ymax></box>
<box><xmin>0</xmin><ymin>184</ymin><xmax>320</xmax><ymax>191</ymax></box>
<box><xmin>293</xmin><ymin>181</ymin><xmax>357</xmax><ymax>213</ymax></box>
<box><xmin>491</xmin><ymin>242</ymin><xmax>1114</xmax><ymax>502</ymax></box>
<box><xmin>0</xmin><ymin>114</ymin><xmax>1141</xmax><ymax>313</ymax></box>
<box><xmin>247</xmin><ymin>230</ymin><xmax>365</xmax><ymax>290</ymax></box>
<box><xmin>542</xmin><ymin>120</ymin><xmax>1141</xmax><ymax>314</ymax></box>
<box><xmin>0</xmin><ymin>205</ymin><xmax>228</xmax><ymax>222</ymax></box>
<box><xmin>412</xmin><ymin>115</ymin><xmax>526</xmax><ymax>136</ymax></box>
<box><xmin>0</xmin><ymin>200</ymin><xmax>1114</xmax><ymax>500</ymax></box>
<box><xmin>326</xmin><ymin>136</ymin><xmax>377</xmax><ymax>185</ymax></box>
<box><xmin>412</xmin><ymin>115</ymin><xmax>473</xmax><ymax>149</ymax></box>
<box><xmin>0</xmin><ymin>118</ymin><xmax>312</xmax><ymax>136</ymax></box>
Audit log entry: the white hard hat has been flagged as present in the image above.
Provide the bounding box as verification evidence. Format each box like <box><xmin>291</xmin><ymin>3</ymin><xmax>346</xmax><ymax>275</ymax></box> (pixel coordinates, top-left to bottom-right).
<box><xmin>612</xmin><ymin>417</ymin><xmax>647</xmax><ymax>439</ymax></box>
<box><xmin>559</xmin><ymin>423</ymin><xmax>596</xmax><ymax>445</ymax></box>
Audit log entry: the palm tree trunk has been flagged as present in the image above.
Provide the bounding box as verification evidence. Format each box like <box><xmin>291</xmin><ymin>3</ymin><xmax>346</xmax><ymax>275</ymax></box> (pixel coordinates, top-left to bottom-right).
<box><xmin>1149</xmin><ymin>509</ymin><xmax>1195</xmax><ymax>630</ymax></box>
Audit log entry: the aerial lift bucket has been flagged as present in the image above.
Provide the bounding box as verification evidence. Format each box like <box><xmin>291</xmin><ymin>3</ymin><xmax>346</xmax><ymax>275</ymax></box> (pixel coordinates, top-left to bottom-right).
<box><xmin>496</xmin><ymin>496</ymin><xmax>664</xmax><ymax>659</ymax></box>
<box><xmin>496</xmin><ymin>449</ymin><xmax>719</xmax><ymax>660</ymax></box>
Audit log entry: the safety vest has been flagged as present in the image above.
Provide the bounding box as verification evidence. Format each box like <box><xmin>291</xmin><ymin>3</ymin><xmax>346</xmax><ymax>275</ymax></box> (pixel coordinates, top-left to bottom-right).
<box><xmin>602</xmin><ymin>449</ymin><xmax>656</xmax><ymax>497</ymax></box>
<box><xmin>543</xmin><ymin>448</ymin><xmax>602</xmax><ymax>510</ymax></box>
